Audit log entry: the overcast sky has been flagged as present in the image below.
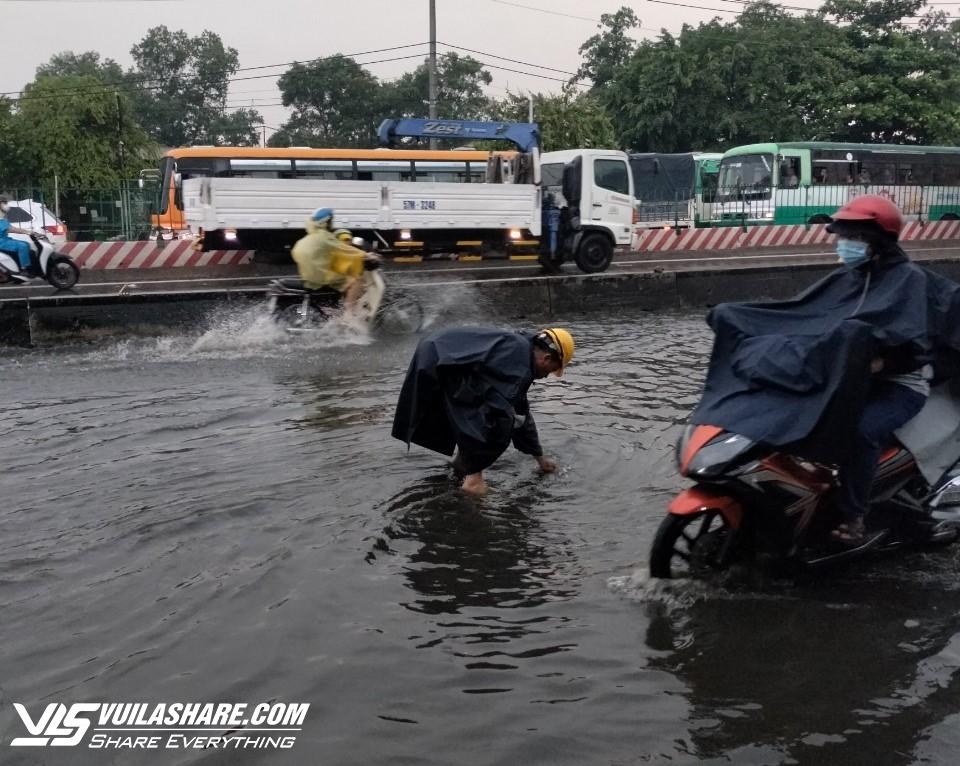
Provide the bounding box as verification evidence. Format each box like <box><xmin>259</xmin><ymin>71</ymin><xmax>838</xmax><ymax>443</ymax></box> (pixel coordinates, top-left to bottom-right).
<box><xmin>3</xmin><ymin>0</ymin><xmax>813</xmax><ymax>140</ymax></box>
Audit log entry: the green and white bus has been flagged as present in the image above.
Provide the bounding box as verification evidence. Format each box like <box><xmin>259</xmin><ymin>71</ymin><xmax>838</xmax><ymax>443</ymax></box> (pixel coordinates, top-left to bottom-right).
<box><xmin>713</xmin><ymin>142</ymin><xmax>960</xmax><ymax>226</ymax></box>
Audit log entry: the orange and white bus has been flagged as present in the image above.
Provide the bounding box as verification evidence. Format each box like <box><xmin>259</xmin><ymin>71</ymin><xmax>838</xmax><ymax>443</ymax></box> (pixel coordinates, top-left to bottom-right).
<box><xmin>150</xmin><ymin>146</ymin><xmax>491</xmax><ymax>238</ymax></box>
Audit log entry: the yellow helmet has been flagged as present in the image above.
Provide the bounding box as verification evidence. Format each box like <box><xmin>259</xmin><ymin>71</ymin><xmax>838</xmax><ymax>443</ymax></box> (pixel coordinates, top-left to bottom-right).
<box><xmin>536</xmin><ymin>328</ymin><xmax>575</xmax><ymax>377</ymax></box>
<box><xmin>333</xmin><ymin>228</ymin><xmax>353</xmax><ymax>242</ymax></box>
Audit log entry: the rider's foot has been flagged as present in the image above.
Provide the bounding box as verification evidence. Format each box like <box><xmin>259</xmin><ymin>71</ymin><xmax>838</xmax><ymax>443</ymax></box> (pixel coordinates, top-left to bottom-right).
<box><xmin>831</xmin><ymin>518</ymin><xmax>867</xmax><ymax>547</ymax></box>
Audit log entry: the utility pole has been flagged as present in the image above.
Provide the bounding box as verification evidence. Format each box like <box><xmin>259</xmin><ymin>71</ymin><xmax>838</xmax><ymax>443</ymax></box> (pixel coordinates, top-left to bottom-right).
<box><xmin>428</xmin><ymin>0</ymin><xmax>438</xmax><ymax>149</ymax></box>
<box><xmin>528</xmin><ymin>93</ymin><xmax>534</xmax><ymax>123</ymax></box>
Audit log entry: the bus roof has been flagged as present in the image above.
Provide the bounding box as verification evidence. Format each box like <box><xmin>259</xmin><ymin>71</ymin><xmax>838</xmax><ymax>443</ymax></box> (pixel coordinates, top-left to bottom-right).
<box><xmin>722</xmin><ymin>142</ymin><xmax>960</xmax><ymax>158</ymax></box>
<box><xmin>163</xmin><ymin>147</ymin><xmax>490</xmax><ymax>161</ymax></box>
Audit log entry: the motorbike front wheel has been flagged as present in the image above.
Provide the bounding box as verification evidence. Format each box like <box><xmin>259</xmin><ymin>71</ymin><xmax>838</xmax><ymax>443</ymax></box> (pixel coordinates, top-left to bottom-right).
<box><xmin>649</xmin><ymin>510</ymin><xmax>735</xmax><ymax>580</ymax></box>
<box><xmin>47</xmin><ymin>256</ymin><xmax>80</xmax><ymax>290</ymax></box>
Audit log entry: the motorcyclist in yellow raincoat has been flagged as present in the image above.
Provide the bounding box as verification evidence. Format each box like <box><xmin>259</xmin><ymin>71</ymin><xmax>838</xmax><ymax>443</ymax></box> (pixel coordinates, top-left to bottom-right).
<box><xmin>290</xmin><ymin>207</ymin><xmax>376</xmax><ymax>313</ymax></box>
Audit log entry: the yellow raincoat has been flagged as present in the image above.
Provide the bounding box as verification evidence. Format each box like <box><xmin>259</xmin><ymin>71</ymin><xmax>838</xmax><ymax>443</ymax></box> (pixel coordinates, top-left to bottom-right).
<box><xmin>291</xmin><ymin>223</ymin><xmax>365</xmax><ymax>291</ymax></box>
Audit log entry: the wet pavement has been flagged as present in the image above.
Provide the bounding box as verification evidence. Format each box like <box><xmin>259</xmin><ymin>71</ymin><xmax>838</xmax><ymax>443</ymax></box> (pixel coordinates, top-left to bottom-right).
<box><xmin>2</xmin><ymin>310</ymin><xmax>959</xmax><ymax>765</ymax></box>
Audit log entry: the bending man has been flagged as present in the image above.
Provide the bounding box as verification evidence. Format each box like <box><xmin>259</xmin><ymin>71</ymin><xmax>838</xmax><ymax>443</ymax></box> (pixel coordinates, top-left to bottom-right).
<box><xmin>392</xmin><ymin>326</ymin><xmax>575</xmax><ymax>495</ymax></box>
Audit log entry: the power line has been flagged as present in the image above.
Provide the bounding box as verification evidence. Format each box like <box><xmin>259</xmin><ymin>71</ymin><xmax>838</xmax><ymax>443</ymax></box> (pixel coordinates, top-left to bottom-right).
<box><xmin>487</xmin><ymin>0</ymin><xmax>601</xmax><ymax>22</ymax></box>
<box><xmin>439</xmin><ymin>42</ymin><xmax>580</xmax><ymax>76</ymax></box>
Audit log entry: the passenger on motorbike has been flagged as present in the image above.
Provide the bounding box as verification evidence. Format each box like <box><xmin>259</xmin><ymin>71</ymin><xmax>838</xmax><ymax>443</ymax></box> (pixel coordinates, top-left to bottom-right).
<box><xmin>290</xmin><ymin>208</ymin><xmax>379</xmax><ymax>314</ymax></box>
<box><xmin>0</xmin><ymin>196</ymin><xmax>33</xmax><ymax>270</ymax></box>
<box><xmin>826</xmin><ymin>196</ymin><xmax>931</xmax><ymax>545</ymax></box>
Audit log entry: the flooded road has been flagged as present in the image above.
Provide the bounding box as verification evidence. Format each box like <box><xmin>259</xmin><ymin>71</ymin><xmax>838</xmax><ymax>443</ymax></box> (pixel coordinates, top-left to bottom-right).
<box><xmin>2</xmin><ymin>309</ymin><xmax>960</xmax><ymax>766</ymax></box>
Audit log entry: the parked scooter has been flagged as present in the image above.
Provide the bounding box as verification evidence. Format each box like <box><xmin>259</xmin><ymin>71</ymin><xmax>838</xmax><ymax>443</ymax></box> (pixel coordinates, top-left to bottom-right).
<box><xmin>267</xmin><ymin>240</ymin><xmax>423</xmax><ymax>335</ymax></box>
<box><xmin>650</xmin><ymin>384</ymin><xmax>960</xmax><ymax>579</ymax></box>
<box><xmin>0</xmin><ymin>232</ymin><xmax>80</xmax><ymax>290</ymax></box>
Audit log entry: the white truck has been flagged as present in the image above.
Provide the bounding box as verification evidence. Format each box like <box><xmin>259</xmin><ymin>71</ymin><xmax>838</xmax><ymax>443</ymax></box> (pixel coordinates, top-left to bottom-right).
<box><xmin>182</xmin><ymin>120</ymin><xmax>635</xmax><ymax>273</ymax></box>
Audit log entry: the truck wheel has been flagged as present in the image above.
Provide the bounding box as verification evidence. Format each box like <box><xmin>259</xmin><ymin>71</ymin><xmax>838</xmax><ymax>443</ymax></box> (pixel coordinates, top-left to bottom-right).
<box><xmin>574</xmin><ymin>233</ymin><xmax>613</xmax><ymax>273</ymax></box>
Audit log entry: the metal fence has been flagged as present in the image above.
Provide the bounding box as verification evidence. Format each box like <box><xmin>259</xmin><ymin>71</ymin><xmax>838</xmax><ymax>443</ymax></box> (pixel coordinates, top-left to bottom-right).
<box><xmin>632</xmin><ymin>183</ymin><xmax>960</xmax><ymax>229</ymax></box>
<box><xmin>0</xmin><ymin>179</ymin><xmax>162</xmax><ymax>241</ymax></box>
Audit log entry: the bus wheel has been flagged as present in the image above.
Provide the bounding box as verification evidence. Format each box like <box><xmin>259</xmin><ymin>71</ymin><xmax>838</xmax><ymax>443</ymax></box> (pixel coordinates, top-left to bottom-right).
<box><xmin>574</xmin><ymin>233</ymin><xmax>613</xmax><ymax>273</ymax></box>
<box><xmin>941</xmin><ymin>214</ymin><xmax>959</xmax><ymax>221</ymax></box>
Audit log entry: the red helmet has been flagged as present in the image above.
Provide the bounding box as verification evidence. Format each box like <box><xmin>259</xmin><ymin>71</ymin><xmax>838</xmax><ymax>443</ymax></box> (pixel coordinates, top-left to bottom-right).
<box><xmin>828</xmin><ymin>194</ymin><xmax>904</xmax><ymax>238</ymax></box>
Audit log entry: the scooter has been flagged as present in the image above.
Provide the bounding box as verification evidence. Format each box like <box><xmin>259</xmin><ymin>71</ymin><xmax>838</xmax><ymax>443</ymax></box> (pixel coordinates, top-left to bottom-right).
<box><xmin>650</xmin><ymin>388</ymin><xmax>960</xmax><ymax>579</ymax></box>
<box><xmin>267</xmin><ymin>251</ymin><xmax>424</xmax><ymax>335</ymax></box>
<box><xmin>0</xmin><ymin>232</ymin><xmax>80</xmax><ymax>290</ymax></box>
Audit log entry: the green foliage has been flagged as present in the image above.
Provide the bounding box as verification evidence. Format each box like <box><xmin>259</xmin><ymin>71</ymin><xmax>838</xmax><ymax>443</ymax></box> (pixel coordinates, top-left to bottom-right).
<box><xmin>36</xmin><ymin>51</ymin><xmax>125</xmax><ymax>83</ymax></box>
<box><xmin>271</xmin><ymin>53</ymin><xmax>493</xmax><ymax>147</ymax></box>
<box><xmin>271</xmin><ymin>55</ymin><xmax>382</xmax><ymax>147</ymax></box>
<box><xmin>593</xmin><ymin>0</ymin><xmax>960</xmax><ymax>151</ymax></box>
<box><xmin>381</xmin><ymin>53</ymin><xmax>493</xmax><ymax>120</ymax></box>
<box><xmin>575</xmin><ymin>6</ymin><xmax>641</xmax><ymax>89</ymax></box>
<box><xmin>11</xmin><ymin>74</ymin><xmax>156</xmax><ymax>187</ymax></box>
<box><xmin>129</xmin><ymin>26</ymin><xmax>262</xmax><ymax>146</ymax></box>
<box><xmin>492</xmin><ymin>88</ymin><xmax>615</xmax><ymax>150</ymax></box>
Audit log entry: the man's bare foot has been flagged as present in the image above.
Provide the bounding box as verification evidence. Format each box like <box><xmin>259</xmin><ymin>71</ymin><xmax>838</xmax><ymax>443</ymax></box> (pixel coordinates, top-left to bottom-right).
<box><xmin>461</xmin><ymin>473</ymin><xmax>487</xmax><ymax>496</ymax></box>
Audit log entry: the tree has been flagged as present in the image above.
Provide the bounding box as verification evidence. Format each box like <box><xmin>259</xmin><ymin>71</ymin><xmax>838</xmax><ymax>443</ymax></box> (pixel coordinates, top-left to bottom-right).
<box><xmin>10</xmin><ymin>74</ymin><xmax>156</xmax><ymax>187</ymax></box>
<box><xmin>36</xmin><ymin>51</ymin><xmax>125</xmax><ymax>84</ymax></box>
<box><xmin>575</xmin><ymin>7</ymin><xmax>641</xmax><ymax>89</ymax></box>
<box><xmin>272</xmin><ymin>55</ymin><xmax>382</xmax><ymax>147</ymax></box>
<box><xmin>820</xmin><ymin>0</ymin><xmax>960</xmax><ymax>143</ymax></box>
<box><xmin>381</xmin><ymin>53</ymin><xmax>493</xmax><ymax>120</ymax></box>
<box><xmin>129</xmin><ymin>26</ymin><xmax>262</xmax><ymax>146</ymax></box>
<box><xmin>492</xmin><ymin>88</ymin><xmax>616</xmax><ymax>150</ymax></box>
<box><xmin>601</xmin><ymin>2</ymin><xmax>854</xmax><ymax>151</ymax></box>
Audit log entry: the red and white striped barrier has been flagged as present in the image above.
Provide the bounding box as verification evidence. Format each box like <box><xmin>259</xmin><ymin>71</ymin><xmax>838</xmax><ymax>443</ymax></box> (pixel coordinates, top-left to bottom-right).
<box><xmin>633</xmin><ymin>219</ymin><xmax>960</xmax><ymax>252</ymax></box>
<box><xmin>54</xmin><ymin>219</ymin><xmax>960</xmax><ymax>269</ymax></box>
<box><xmin>60</xmin><ymin>240</ymin><xmax>254</xmax><ymax>269</ymax></box>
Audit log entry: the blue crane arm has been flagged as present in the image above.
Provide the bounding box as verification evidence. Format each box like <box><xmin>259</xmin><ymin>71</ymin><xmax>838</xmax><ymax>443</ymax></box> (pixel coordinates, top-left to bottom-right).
<box><xmin>377</xmin><ymin>119</ymin><xmax>541</xmax><ymax>153</ymax></box>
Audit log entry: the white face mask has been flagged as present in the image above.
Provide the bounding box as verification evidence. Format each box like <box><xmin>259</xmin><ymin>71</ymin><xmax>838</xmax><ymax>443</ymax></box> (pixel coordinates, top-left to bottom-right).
<box><xmin>0</xmin><ymin>203</ymin><xmax>8</xmax><ymax>214</ymax></box>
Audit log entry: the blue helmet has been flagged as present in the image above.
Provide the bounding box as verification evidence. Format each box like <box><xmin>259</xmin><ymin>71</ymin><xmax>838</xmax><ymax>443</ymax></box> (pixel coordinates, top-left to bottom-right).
<box><xmin>311</xmin><ymin>207</ymin><xmax>334</xmax><ymax>227</ymax></box>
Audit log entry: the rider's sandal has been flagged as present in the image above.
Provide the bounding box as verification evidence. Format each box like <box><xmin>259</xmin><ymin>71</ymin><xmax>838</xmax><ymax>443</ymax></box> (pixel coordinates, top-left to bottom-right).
<box><xmin>831</xmin><ymin>520</ymin><xmax>868</xmax><ymax>547</ymax></box>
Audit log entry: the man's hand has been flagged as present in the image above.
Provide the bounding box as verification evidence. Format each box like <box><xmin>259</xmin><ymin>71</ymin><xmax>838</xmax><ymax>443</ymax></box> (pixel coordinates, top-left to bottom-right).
<box><xmin>870</xmin><ymin>357</ymin><xmax>884</xmax><ymax>374</ymax></box>
<box><xmin>536</xmin><ymin>456</ymin><xmax>557</xmax><ymax>473</ymax></box>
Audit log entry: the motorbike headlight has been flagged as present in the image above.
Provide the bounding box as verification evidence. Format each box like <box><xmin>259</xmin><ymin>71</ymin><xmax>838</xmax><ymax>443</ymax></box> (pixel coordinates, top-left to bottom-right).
<box><xmin>684</xmin><ymin>432</ymin><xmax>755</xmax><ymax>478</ymax></box>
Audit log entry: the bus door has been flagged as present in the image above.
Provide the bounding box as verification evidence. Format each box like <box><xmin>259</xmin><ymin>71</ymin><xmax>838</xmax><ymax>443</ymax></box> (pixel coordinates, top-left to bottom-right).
<box><xmin>776</xmin><ymin>149</ymin><xmax>805</xmax><ymax>224</ymax></box>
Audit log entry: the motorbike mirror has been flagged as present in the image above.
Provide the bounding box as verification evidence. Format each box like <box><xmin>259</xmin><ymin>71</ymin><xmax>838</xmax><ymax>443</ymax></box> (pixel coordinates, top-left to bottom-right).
<box><xmin>351</xmin><ymin>236</ymin><xmax>367</xmax><ymax>248</ymax></box>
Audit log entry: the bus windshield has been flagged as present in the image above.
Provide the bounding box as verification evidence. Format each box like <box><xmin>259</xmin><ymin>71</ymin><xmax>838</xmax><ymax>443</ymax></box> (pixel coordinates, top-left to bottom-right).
<box><xmin>718</xmin><ymin>154</ymin><xmax>774</xmax><ymax>190</ymax></box>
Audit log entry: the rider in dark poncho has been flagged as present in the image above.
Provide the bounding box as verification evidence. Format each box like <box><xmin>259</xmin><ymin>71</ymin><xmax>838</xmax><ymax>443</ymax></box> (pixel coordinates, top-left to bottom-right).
<box><xmin>691</xmin><ymin>195</ymin><xmax>960</xmax><ymax>545</ymax></box>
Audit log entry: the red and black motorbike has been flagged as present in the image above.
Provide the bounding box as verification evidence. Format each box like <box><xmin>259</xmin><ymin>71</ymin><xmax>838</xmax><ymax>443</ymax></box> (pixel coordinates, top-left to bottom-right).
<box><xmin>649</xmin><ymin>423</ymin><xmax>960</xmax><ymax>579</ymax></box>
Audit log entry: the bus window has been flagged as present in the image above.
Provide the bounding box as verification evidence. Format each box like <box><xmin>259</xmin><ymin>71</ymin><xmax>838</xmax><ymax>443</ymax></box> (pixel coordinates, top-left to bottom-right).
<box><xmin>718</xmin><ymin>154</ymin><xmax>773</xmax><ymax>189</ymax></box>
<box><xmin>932</xmin><ymin>157</ymin><xmax>960</xmax><ymax>185</ymax></box>
<box><xmin>860</xmin><ymin>157</ymin><xmax>896</xmax><ymax>184</ymax></box>
<box><xmin>413</xmin><ymin>160</ymin><xmax>469</xmax><ymax>182</ymax></box>
<box><xmin>228</xmin><ymin>158</ymin><xmax>294</xmax><ymax>178</ymax></box>
<box><xmin>468</xmin><ymin>163</ymin><xmax>485</xmax><ymax>183</ymax></box>
<box><xmin>779</xmin><ymin>157</ymin><xmax>800</xmax><ymax>188</ymax></box>
<box><xmin>356</xmin><ymin>160</ymin><xmax>413</xmax><ymax>181</ymax></box>
<box><xmin>295</xmin><ymin>159</ymin><xmax>355</xmax><ymax>179</ymax></box>
<box><xmin>699</xmin><ymin>166</ymin><xmax>719</xmax><ymax>201</ymax></box>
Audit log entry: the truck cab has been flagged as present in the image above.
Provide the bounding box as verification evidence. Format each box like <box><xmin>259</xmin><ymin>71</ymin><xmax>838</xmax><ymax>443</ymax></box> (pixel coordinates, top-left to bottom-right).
<box><xmin>540</xmin><ymin>149</ymin><xmax>635</xmax><ymax>272</ymax></box>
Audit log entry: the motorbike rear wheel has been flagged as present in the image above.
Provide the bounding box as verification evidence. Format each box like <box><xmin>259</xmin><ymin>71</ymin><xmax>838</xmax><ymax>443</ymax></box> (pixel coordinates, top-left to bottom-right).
<box><xmin>649</xmin><ymin>510</ymin><xmax>734</xmax><ymax>579</ymax></box>
<box><xmin>47</xmin><ymin>256</ymin><xmax>80</xmax><ymax>290</ymax></box>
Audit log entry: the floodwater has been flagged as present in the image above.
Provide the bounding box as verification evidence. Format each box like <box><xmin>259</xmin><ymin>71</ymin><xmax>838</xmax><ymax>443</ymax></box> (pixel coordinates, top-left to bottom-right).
<box><xmin>2</xmin><ymin>306</ymin><xmax>960</xmax><ymax>766</ymax></box>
